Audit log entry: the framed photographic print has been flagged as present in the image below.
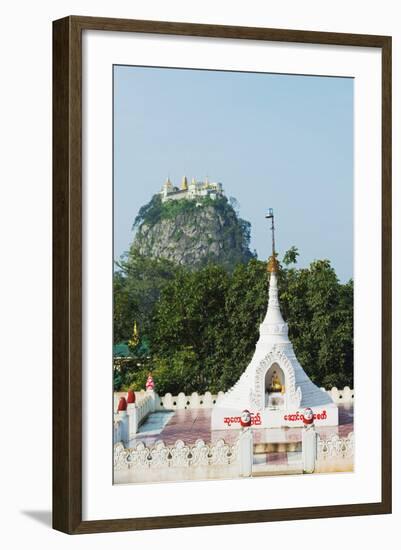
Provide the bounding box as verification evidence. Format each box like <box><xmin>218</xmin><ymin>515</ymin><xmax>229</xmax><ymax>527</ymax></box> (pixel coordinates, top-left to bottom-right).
<box><xmin>53</xmin><ymin>16</ymin><xmax>392</xmax><ymax>534</ymax></box>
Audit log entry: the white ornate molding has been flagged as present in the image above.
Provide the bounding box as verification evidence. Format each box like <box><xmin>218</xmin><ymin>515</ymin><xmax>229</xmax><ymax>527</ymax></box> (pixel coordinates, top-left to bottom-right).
<box><xmin>317</xmin><ymin>432</ymin><xmax>354</xmax><ymax>460</ymax></box>
<box><xmin>114</xmin><ymin>438</ymin><xmax>239</xmax><ymax>470</ymax></box>
<box><xmin>259</xmin><ymin>322</ymin><xmax>288</xmax><ymax>336</ymax></box>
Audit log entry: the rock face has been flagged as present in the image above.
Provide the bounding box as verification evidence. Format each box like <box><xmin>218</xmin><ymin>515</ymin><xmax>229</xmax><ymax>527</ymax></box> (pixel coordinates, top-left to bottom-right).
<box><xmin>131</xmin><ymin>196</ymin><xmax>254</xmax><ymax>271</ymax></box>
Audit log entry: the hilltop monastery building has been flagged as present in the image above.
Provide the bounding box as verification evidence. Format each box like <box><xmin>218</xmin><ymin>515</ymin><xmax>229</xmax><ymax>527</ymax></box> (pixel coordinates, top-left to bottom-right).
<box><xmin>160</xmin><ymin>176</ymin><xmax>223</xmax><ymax>203</ymax></box>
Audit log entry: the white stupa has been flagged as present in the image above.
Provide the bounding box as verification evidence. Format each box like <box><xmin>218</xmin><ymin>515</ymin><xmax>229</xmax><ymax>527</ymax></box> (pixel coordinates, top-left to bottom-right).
<box><xmin>211</xmin><ymin>211</ymin><xmax>338</xmax><ymax>430</ymax></box>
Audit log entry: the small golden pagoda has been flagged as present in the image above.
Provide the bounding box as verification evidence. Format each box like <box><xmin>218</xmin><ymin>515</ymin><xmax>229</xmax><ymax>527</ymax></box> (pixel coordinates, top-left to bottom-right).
<box><xmin>128</xmin><ymin>320</ymin><xmax>140</xmax><ymax>348</ymax></box>
<box><xmin>181</xmin><ymin>176</ymin><xmax>188</xmax><ymax>191</ymax></box>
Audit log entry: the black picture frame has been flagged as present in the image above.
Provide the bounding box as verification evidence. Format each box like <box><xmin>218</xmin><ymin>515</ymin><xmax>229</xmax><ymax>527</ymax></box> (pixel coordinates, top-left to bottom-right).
<box><xmin>53</xmin><ymin>15</ymin><xmax>392</xmax><ymax>534</ymax></box>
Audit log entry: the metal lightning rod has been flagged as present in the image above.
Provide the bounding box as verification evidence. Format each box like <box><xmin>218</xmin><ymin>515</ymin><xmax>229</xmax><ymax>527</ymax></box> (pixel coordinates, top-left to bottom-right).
<box><xmin>265</xmin><ymin>208</ymin><xmax>275</xmax><ymax>258</ymax></box>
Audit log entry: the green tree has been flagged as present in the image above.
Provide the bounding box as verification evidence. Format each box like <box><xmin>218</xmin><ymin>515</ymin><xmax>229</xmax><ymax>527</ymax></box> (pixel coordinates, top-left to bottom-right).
<box><xmin>133</xmin><ymin>193</ymin><xmax>163</xmax><ymax>228</ymax></box>
<box><xmin>220</xmin><ymin>259</ymin><xmax>268</xmax><ymax>388</ymax></box>
<box><xmin>114</xmin><ymin>246</ymin><xmax>353</xmax><ymax>394</ymax></box>
<box><xmin>151</xmin><ymin>348</ymin><xmax>199</xmax><ymax>395</ymax></box>
<box><xmin>279</xmin><ymin>259</ymin><xmax>353</xmax><ymax>388</ymax></box>
<box><xmin>283</xmin><ymin>245</ymin><xmax>299</xmax><ymax>266</ymax></box>
<box><xmin>113</xmin><ymin>251</ymin><xmax>180</xmax><ymax>343</ymax></box>
<box><xmin>113</xmin><ymin>271</ymin><xmax>141</xmax><ymax>344</ymax></box>
<box><xmin>149</xmin><ymin>264</ymin><xmax>230</xmax><ymax>393</ymax></box>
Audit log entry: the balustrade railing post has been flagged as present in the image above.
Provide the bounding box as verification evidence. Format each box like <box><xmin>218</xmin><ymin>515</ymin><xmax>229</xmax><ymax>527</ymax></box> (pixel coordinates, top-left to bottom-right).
<box><xmin>116</xmin><ymin>410</ymin><xmax>129</xmax><ymax>445</ymax></box>
<box><xmin>302</xmin><ymin>408</ymin><xmax>317</xmax><ymax>473</ymax></box>
<box><xmin>127</xmin><ymin>403</ymin><xmax>138</xmax><ymax>438</ymax></box>
<box><xmin>239</xmin><ymin>410</ymin><xmax>253</xmax><ymax>477</ymax></box>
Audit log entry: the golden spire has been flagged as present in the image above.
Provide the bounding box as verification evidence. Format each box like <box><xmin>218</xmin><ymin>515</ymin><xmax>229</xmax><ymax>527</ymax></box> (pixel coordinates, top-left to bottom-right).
<box><xmin>181</xmin><ymin>176</ymin><xmax>188</xmax><ymax>190</ymax></box>
<box><xmin>128</xmin><ymin>321</ymin><xmax>140</xmax><ymax>348</ymax></box>
<box><xmin>267</xmin><ymin>255</ymin><xmax>279</xmax><ymax>273</ymax></box>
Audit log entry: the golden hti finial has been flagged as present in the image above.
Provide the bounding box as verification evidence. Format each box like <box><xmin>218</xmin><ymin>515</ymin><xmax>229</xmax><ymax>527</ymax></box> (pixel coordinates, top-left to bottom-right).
<box><xmin>265</xmin><ymin>208</ymin><xmax>279</xmax><ymax>273</ymax></box>
<box><xmin>267</xmin><ymin>255</ymin><xmax>279</xmax><ymax>273</ymax></box>
<box><xmin>181</xmin><ymin>175</ymin><xmax>188</xmax><ymax>190</ymax></box>
<box><xmin>128</xmin><ymin>320</ymin><xmax>140</xmax><ymax>348</ymax></box>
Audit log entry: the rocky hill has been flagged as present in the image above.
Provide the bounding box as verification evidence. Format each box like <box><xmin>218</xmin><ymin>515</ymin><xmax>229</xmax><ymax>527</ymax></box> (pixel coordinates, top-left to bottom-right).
<box><xmin>130</xmin><ymin>194</ymin><xmax>254</xmax><ymax>271</ymax></box>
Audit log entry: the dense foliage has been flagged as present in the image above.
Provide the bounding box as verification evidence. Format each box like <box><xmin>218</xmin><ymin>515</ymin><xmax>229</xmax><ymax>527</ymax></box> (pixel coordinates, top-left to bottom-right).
<box><xmin>279</xmin><ymin>248</ymin><xmax>353</xmax><ymax>389</ymax></box>
<box><xmin>114</xmin><ymin>251</ymin><xmax>180</xmax><ymax>343</ymax></box>
<box><xmin>133</xmin><ymin>193</ymin><xmax>249</xmax><ymax>229</ymax></box>
<box><xmin>113</xmin><ymin>247</ymin><xmax>353</xmax><ymax>393</ymax></box>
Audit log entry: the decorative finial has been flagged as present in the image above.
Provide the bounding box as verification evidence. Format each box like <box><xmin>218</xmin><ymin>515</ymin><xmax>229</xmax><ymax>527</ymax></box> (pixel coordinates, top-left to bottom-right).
<box><xmin>265</xmin><ymin>208</ymin><xmax>279</xmax><ymax>273</ymax></box>
<box><xmin>127</xmin><ymin>389</ymin><xmax>136</xmax><ymax>404</ymax></box>
<box><xmin>128</xmin><ymin>321</ymin><xmax>139</xmax><ymax>348</ymax></box>
<box><xmin>146</xmin><ymin>372</ymin><xmax>155</xmax><ymax>391</ymax></box>
<box><xmin>240</xmin><ymin>409</ymin><xmax>252</xmax><ymax>428</ymax></box>
<box><xmin>267</xmin><ymin>255</ymin><xmax>279</xmax><ymax>273</ymax></box>
<box><xmin>302</xmin><ymin>408</ymin><xmax>314</xmax><ymax>426</ymax></box>
<box><xmin>117</xmin><ymin>396</ymin><xmax>127</xmax><ymax>412</ymax></box>
<box><xmin>181</xmin><ymin>175</ymin><xmax>188</xmax><ymax>190</ymax></box>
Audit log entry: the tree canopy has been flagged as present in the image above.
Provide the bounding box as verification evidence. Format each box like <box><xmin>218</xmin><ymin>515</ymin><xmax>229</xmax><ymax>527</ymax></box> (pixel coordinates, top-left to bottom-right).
<box><xmin>113</xmin><ymin>249</ymin><xmax>353</xmax><ymax>393</ymax></box>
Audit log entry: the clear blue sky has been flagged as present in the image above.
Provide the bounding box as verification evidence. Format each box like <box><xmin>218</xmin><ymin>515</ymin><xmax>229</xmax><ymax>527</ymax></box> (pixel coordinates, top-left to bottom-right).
<box><xmin>114</xmin><ymin>65</ymin><xmax>353</xmax><ymax>282</ymax></box>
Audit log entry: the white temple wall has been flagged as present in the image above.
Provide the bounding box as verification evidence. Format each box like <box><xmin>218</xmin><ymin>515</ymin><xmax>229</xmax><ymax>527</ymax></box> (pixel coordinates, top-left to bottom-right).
<box><xmin>210</xmin><ymin>403</ymin><xmax>339</xmax><ymax>430</ymax></box>
<box><xmin>113</xmin><ymin>390</ymin><xmax>224</xmax><ymax>412</ymax></box>
<box><xmin>321</xmin><ymin>386</ymin><xmax>354</xmax><ymax>404</ymax></box>
<box><xmin>113</xmin><ymin>387</ymin><xmax>354</xmax><ymax>413</ymax></box>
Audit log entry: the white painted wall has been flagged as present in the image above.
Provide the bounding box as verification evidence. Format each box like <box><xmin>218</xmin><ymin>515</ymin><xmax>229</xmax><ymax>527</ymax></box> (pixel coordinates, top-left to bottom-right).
<box><xmin>113</xmin><ymin>388</ymin><xmax>353</xmax><ymax>413</ymax></box>
<box><xmin>1</xmin><ymin>1</ymin><xmax>399</xmax><ymax>549</ymax></box>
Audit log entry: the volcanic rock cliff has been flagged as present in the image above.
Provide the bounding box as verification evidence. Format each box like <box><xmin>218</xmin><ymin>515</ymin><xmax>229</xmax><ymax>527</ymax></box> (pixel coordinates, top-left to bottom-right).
<box><xmin>130</xmin><ymin>194</ymin><xmax>254</xmax><ymax>271</ymax></box>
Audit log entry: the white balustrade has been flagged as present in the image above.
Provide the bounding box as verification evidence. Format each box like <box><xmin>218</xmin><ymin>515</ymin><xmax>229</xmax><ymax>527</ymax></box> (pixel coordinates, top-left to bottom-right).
<box><xmin>115</xmin><ymin>387</ymin><xmax>354</xmax><ymax>414</ymax></box>
<box><xmin>300</xmin><ymin>429</ymin><xmax>354</xmax><ymax>474</ymax></box>
<box><xmin>321</xmin><ymin>386</ymin><xmax>354</xmax><ymax>404</ymax></box>
<box><xmin>114</xmin><ymin>438</ymin><xmax>240</xmax><ymax>470</ymax></box>
<box><xmin>113</xmin><ymin>420</ymin><xmax>122</xmax><ymax>444</ymax></box>
<box><xmin>317</xmin><ymin>432</ymin><xmax>354</xmax><ymax>460</ymax></box>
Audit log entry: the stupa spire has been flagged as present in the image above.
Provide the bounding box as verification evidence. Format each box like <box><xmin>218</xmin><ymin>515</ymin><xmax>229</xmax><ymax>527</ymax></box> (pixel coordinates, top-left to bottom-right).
<box><xmin>211</xmin><ymin>208</ymin><xmax>338</xmax><ymax>430</ymax></box>
<box><xmin>263</xmin><ymin>269</ymin><xmax>286</xmax><ymax>328</ymax></box>
<box><xmin>261</xmin><ymin>209</ymin><xmax>286</xmax><ymax>335</ymax></box>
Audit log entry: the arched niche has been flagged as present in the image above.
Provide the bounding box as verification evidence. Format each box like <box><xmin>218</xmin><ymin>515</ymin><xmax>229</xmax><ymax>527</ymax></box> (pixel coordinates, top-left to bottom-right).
<box><xmin>264</xmin><ymin>363</ymin><xmax>285</xmax><ymax>409</ymax></box>
<box><xmin>253</xmin><ymin>348</ymin><xmax>301</xmax><ymax>411</ymax></box>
